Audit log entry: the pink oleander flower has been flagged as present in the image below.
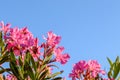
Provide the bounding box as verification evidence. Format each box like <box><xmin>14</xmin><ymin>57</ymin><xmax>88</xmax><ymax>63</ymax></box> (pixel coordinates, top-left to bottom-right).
<box><xmin>87</xmin><ymin>60</ymin><xmax>105</xmax><ymax>78</ymax></box>
<box><xmin>69</xmin><ymin>60</ymin><xmax>88</xmax><ymax>80</ymax></box>
<box><xmin>54</xmin><ymin>46</ymin><xmax>70</xmax><ymax>65</ymax></box>
<box><xmin>0</xmin><ymin>21</ymin><xmax>11</xmax><ymax>34</ymax></box>
<box><xmin>0</xmin><ymin>22</ymin><xmax>41</xmax><ymax>59</ymax></box>
<box><xmin>6</xmin><ymin>74</ymin><xmax>17</xmax><ymax>80</ymax></box>
<box><xmin>69</xmin><ymin>60</ymin><xmax>106</xmax><ymax>80</ymax></box>
<box><xmin>43</xmin><ymin>31</ymin><xmax>70</xmax><ymax>65</ymax></box>
<box><xmin>5</xmin><ymin>27</ymin><xmax>34</xmax><ymax>56</ymax></box>
<box><xmin>103</xmin><ymin>78</ymin><xmax>115</xmax><ymax>80</ymax></box>
<box><xmin>29</xmin><ymin>38</ymin><xmax>41</xmax><ymax>60</ymax></box>
<box><xmin>43</xmin><ymin>31</ymin><xmax>61</xmax><ymax>47</ymax></box>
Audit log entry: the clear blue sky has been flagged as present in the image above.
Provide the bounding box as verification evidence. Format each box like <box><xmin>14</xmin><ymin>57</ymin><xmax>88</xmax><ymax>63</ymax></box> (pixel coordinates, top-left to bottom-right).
<box><xmin>0</xmin><ymin>0</ymin><xmax>120</xmax><ymax>79</ymax></box>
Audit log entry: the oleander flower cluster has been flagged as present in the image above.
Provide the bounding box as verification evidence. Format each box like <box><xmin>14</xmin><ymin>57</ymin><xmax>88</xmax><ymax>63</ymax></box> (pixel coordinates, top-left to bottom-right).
<box><xmin>0</xmin><ymin>21</ymin><xmax>70</xmax><ymax>80</ymax></box>
<box><xmin>69</xmin><ymin>57</ymin><xmax>120</xmax><ymax>80</ymax></box>
<box><xmin>69</xmin><ymin>60</ymin><xmax>106</xmax><ymax>80</ymax></box>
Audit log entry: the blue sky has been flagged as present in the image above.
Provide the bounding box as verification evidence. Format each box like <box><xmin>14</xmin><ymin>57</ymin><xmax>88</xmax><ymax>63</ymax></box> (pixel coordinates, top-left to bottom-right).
<box><xmin>0</xmin><ymin>0</ymin><xmax>120</xmax><ymax>79</ymax></box>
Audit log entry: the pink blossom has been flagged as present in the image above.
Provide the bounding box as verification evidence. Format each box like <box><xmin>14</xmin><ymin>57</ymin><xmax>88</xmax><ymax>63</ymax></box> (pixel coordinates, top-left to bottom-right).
<box><xmin>69</xmin><ymin>60</ymin><xmax>88</xmax><ymax>80</ymax></box>
<box><xmin>0</xmin><ymin>21</ymin><xmax>11</xmax><ymax>34</ymax></box>
<box><xmin>6</xmin><ymin>74</ymin><xmax>17</xmax><ymax>80</ymax></box>
<box><xmin>44</xmin><ymin>31</ymin><xmax>61</xmax><ymax>47</ymax></box>
<box><xmin>103</xmin><ymin>78</ymin><xmax>115</xmax><ymax>80</ymax></box>
<box><xmin>1</xmin><ymin>22</ymin><xmax>41</xmax><ymax>58</ymax></box>
<box><xmin>13</xmin><ymin>47</ymin><xmax>21</xmax><ymax>56</ymax></box>
<box><xmin>29</xmin><ymin>38</ymin><xmax>41</xmax><ymax>60</ymax></box>
<box><xmin>5</xmin><ymin>27</ymin><xmax>34</xmax><ymax>55</ymax></box>
<box><xmin>87</xmin><ymin>60</ymin><xmax>105</xmax><ymax>78</ymax></box>
<box><xmin>54</xmin><ymin>46</ymin><xmax>70</xmax><ymax>65</ymax></box>
<box><xmin>69</xmin><ymin>60</ymin><xmax>106</xmax><ymax>80</ymax></box>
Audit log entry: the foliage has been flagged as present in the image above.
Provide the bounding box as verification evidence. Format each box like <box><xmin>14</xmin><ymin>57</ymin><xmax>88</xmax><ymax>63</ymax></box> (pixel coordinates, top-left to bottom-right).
<box><xmin>107</xmin><ymin>56</ymin><xmax>120</xmax><ymax>80</ymax></box>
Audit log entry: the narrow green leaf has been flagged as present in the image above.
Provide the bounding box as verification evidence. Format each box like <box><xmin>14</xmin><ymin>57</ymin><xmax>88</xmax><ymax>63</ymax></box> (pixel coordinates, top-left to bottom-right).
<box><xmin>48</xmin><ymin>64</ymin><xmax>59</xmax><ymax>69</ymax></box>
<box><xmin>38</xmin><ymin>70</ymin><xmax>48</xmax><ymax>80</ymax></box>
<box><xmin>108</xmin><ymin>71</ymin><xmax>112</xmax><ymax>79</ymax></box>
<box><xmin>27</xmin><ymin>65</ymin><xmax>35</xmax><ymax>80</ymax></box>
<box><xmin>18</xmin><ymin>56</ymin><xmax>23</xmax><ymax>66</ymax></box>
<box><xmin>107</xmin><ymin>57</ymin><xmax>113</xmax><ymax>67</ymax></box>
<box><xmin>113</xmin><ymin>63</ymin><xmax>120</xmax><ymax>79</ymax></box>
<box><xmin>10</xmin><ymin>62</ymin><xmax>21</xmax><ymax>80</ymax></box>
<box><xmin>9</xmin><ymin>51</ymin><xmax>23</xmax><ymax>80</ymax></box>
<box><xmin>0</xmin><ymin>32</ymin><xmax>4</xmax><ymax>47</ymax></box>
<box><xmin>43</xmin><ymin>53</ymin><xmax>53</xmax><ymax>64</ymax></box>
<box><xmin>0</xmin><ymin>51</ymin><xmax>10</xmax><ymax>65</ymax></box>
<box><xmin>28</xmin><ymin>53</ymin><xmax>37</xmax><ymax>72</ymax></box>
<box><xmin>50</xmin><ymin>71</ymin><xmax>63</xmax><ymax>79</ymax></box>
<box><xmin>0</xmin><ymin>55</ymin><xmax>10</xmax><ymax>65</ymax></box>
<box><xmin>51</xmin><ymin>77</ymin><xmax>63</xmax><ymax>80</ymax></box>
<box><xmin>40</xmin><ymin>64</ymin><xmax>47</xmax><ymax>72</ymax></box>
<box><xmin>10</xmin><ymin>51</ymin><xmax>16</xmax><ymax>62</ymax></box>
<box><xmin>35</xmin><ymin>64</ymin><xmax>47</xmax><ymax>79</ymax></box>
<box><xmin>0</xmin><ymin>68</ymin><xmax>11</xmax><ymax>74</ymax></box>
<box><xmin>115</xmin><ymin>56</ymin><xmax>119</xmax><ymax>64</ymax></box>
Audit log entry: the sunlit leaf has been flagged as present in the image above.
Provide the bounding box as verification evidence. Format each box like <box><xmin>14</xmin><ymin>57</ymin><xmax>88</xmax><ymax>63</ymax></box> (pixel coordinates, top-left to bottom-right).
<box><xmin>10</xmin><ymin>62</ymin><xmax>21</xmax><ymax>80</ymax></box>
<box><xmin>113</xmin><ymin>63</ymin><xmax>120</xmax><ymax>79</ymax></box>
<box><xmin>29</xmin><ymin>53</ymin><xmax>37</xmax><ymax>72</ymax></box>
<box><xmin>107</xmin><ymin>57</ymin><xmax>113</xmax><ymax>67</ymax></box>
<box><xmin>50</xmin><ymin>71</ymin><xmax>63</xmax><ymax>79</ymax></box>
<box><xmin>27</xmin><ymin>64</ymin><xmax>35</xmax><ymax>80</ymax></box>
<box><xmin>43</xmin><ymin>53</ymin><xmax>53</xmax><ymax>64</ymax></box>
<box><xmin>0</xmin><ymin>32</ymin><xmax>4</xmax><ymax>47</ymax></box>
<box><xmin>38</xmin><ymin>70</ymin><xmax>48</xmax><ymax>80</ymax></box>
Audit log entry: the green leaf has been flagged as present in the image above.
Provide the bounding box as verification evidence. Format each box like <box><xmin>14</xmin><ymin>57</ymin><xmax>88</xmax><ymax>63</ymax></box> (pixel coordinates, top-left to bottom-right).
<box><xmin>30</xmin><ymin>53</ymin><xmax>37</xmax><ymax>72</ymax></box>
<box><xmin>43</xmin><ymin>53</ymin><xmax>53</xmax><ymax>64</ymax></box>
<box><xmin>107</xmin><ymin>57</ymin><xmax>113</xmax><ymax>67</ymax></box>
<box><xmin>115</xmin><ymin>56</ymin><xmax>119</xmax><ymax>64</ymax></box>
<box><xmin>0</xmin><ymin>32</ymin><xmax>4</xmax><ymax>47</ymax></box>
<box><xmin>35</xmin><ymin>64</ymin><xmax>47</xmax><ymax>79</ymax></box>
<box><xmin>108</xmin><ymin>71</ymin><xmax>112</xmax><ymax>78</ymax></box>
<box><xmin>48</xmin><ymin>64</ymin><xmax>59</xmax><ymax>69</ymax></box>
<box><xmin>50</xmin><ymin>71</ymin><xmax>63</xmax><ymax>79</ymax></box>
<box><xmin>112</xmin><ymin>56</ymin><xmax>120</xmax><ymax>79</ymax></box>
<box><xmin>51</xmin><ymin>77</ymin><xmax>63</xmax><ymax>80</ymax></box>
<box><xmin>10</xmin><ymin>51</ymin><xmax>16</xmax><ymax>62</ymax></box>
<box><xmin>38</xmin><ymin>70</ymin><xmax>48</xmax><ymax>80</ymax></box>
<box><xmin>10</xmin><ymin>62</ymin><xmax>21</xmax><ymax>80</ymax></box>
<box><xmin>107</xmin><ymin>56</ymin><xmax>120</xmax><ymax>79</ymax></box>
<box><xmin>24</xmin><ymin>52</ymin><xmax>30</xmax><ymax>63</ymax></box>
<box><xmin>0</xmin><ymin>55</ymin><xmax>10</xmax><ymax>65</ymax></box>
<box><xmin>0</xmin><ymin>68</ymin><xmax>11</xmax><ymax>74</ymax></box>
<box><xmin>113</xmin><ymin>63</ymin><xmax>120</xmax><ymax>79</ymax></box>
<box><xmin>0</xmin><ymin>51</ymin><xmax>9</xmax><ymax>66</ymax></box>
<box><xmin>9</xmin><ymin>51</ymin><xmax>24</xmax><ymax>80</ymax></box>
<box><xmin>18</xmin><ymin>56</ymin><xmax>23</xmax><ymax>66</ymax></box>
<box><xmin>27</xmin><ymin>64</ymin><xmax>35</xmax><ymax>80</ymax></box>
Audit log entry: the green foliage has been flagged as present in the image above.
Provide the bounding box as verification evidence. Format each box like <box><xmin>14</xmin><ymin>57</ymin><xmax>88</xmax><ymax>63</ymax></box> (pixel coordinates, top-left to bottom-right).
<box><xmin>0</xmin><ymin>32</ymin><xmax>4</xmax><ymax>47</ymax></box>
<box><xmin>8</xmin><ymin>51</ymin><xmax>63</xmax><ymax>80</ymax></box>
<box><xmin>0</xmin><ymin>32</ymin><xmax>11</xmax><ymax>74</ymax></box>
<box><xmin>107</xmin><ymin>56</ymin><xmax>120</xmax><ymax>80</ymax></box>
